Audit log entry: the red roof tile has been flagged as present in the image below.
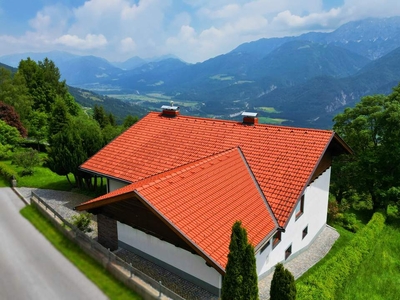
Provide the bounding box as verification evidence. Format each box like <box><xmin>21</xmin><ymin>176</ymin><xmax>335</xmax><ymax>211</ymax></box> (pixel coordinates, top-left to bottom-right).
<box><xmin>81</xmin><ymin>112</ymin><xmax>335</xmax><ymax>225</ymax></box>
<box><xmin>80</xmin><ymin>148</ymin><xmax>278</xmax><ymax>270</ymax></box>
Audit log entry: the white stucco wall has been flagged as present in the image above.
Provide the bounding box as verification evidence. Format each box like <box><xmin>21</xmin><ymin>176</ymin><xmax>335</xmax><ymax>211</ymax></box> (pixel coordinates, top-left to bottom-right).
<box><xmin>256</xmin><ymin>168</ymin><xmax>331</xmax><ymax>275</ymax></box>
<box><xmin>108</xmin><ymin>178</ymin><xmax>129</xmax><ymax>193</ymax></box>
<box><xmin>117</xmin><ymin>221</ymin><xmax>222</xmax><ymax>291</ymax></box>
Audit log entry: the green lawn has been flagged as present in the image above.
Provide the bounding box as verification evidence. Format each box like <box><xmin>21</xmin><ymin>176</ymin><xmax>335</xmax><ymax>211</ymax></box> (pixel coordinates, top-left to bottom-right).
<box><xmin>296</xmin><ymin>225</ymin><xmax>355</xmax><ymax>282</ymax></box>
<box><xmin>1</xmin><ymin>159</ymin><xmax>75</xmax><ymax>190</ymax></box>
<box><xmin>21</xmin><ymin>205</ymin><xmax>142</xmax><ymax>300</ymax></box>
<box><xmin>336</xmin><ymin>224</ymin><xmax>400</xmax><ymax>300</ymax></box>
<box><xmin>297</xmin><ymin>211</ymin><xmax>400</xmax><ymax>300</ymax></box>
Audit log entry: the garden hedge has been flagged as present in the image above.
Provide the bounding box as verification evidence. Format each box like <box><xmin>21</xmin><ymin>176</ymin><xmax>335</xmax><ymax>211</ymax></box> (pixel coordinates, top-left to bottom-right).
<box><xmin>296</xmin><ymin>212</ymin><xmax>386</xmax><ymax>300</ymax></box>
<box><xmin>0</xmin><ymin>161</ymin><xmax>18</xmax><ymax>182</ymax></box>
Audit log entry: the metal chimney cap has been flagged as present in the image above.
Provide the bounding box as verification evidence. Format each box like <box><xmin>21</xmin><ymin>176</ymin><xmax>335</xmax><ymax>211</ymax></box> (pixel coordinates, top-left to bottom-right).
<box><xmin>241</xmin><ymin>112</ymin><xmax>258</xmax><ymax>117</ymax></box>
<box><xmin>161</xmin><ymin>105</ymin><xmax>180</xmax><ymax>111</ymax></box>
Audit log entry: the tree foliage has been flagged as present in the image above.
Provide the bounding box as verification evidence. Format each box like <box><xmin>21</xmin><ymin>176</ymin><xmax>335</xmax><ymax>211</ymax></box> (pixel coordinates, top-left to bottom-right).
<box><xmin>333</xmin><ymin>83</ymin><xmax>400</xmax><ymax>212</ymax></box>
<box><xmin>0</xmin><ymin>101</ymin><xmax>27</xmax><ymax>137</ymax></box>
<box><xmin>270</xmin><ymin>263</ymin><xmax>296</xmax><ymax>300</ymax></box>
<box><xmin>0</xmin><ymin>119</ymin><xmax>22</xmax><ymax>147</ymax></box>
<box><xmin>0</xmin><ymin>68</ymin><xmax>33</xmax><ymax>125</ymax></box>
<box><xmin>221</xmin><ymin>221</ymin><xmax>259</xmax><ymax>300</ymax></box>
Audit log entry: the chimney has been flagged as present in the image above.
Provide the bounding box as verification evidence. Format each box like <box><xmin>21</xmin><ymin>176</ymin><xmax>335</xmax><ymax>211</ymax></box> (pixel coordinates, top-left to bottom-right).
<box><xmin>161</xmin><ymin>105</ymin><xmax>180</xmax><ymax>117</ymax></box>
<box><xmin>242</xmin><ymin>112</ymin><xmax>258</xmax><ymax>125</ymax></box>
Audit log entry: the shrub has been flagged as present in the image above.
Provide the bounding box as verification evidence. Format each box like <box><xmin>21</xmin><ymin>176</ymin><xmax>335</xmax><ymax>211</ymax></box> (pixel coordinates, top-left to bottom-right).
<box><xmin>12</xmin><ymin>148</ymin><xmax>41</xmax><ymax>176</ymax></box>
<box><xmin>336</xmin><ymin>212</ymin><xmax>359</xmax><ymax>232</ymax></box>
<box><xmin>70</xmin><ymin>213</ymin><xmax>92</xmax><ymax>233</ymax></box>
<box><xmin>0</xmin><ymin>161</ymin><xmax>18</xmax><ymax>181</ymax></box>
<box><xmin>0</xmin><ymin>143</ymin><xmax>13</xmax><ymax>160</ymax></box>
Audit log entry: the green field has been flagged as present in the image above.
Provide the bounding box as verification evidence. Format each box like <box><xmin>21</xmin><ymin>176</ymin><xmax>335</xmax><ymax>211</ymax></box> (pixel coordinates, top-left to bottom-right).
<box><xmin>258</xmin><ymin>116</ymin><xmax>288</xmax><ymax>125</ymax></box>
<box><xmin>108</xmin><ymin>93</ymin><xmax>199</xmax><ymax>108</ymax></box>
<box><xmin>255</xmin><ymin>106</ymin><xmax>280</xmax><ymax>113</ymax></box>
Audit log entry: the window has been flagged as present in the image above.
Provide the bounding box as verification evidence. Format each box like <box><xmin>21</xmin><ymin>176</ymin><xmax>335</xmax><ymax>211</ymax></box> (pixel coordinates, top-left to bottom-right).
<box><xmin>295</xmin><ymin>194</ymin><xmax>305</xmax><ymax>219</ymax></box>
<box><xmin>302</xmin><ymin>226</ymin><xmax>308</xmax><ymax>239</ymax></box>
<box><xmin>272</xmin><ymin>231</ymin><xmax>281</xmax><ymax>248</ymax></box>
<box><xmin>285</xmin><ymin>245</ymin><xmax>292</xmax><ymax>260</ymax></box>
<box><xmin>260</xmin><ymin>240</ymin><xmax>270</xmax><ymax>253</ymax></box>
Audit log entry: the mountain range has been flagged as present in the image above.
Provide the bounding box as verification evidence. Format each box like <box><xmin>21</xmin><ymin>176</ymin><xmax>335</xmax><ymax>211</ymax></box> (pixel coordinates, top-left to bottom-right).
<box><xmin>2</xmin><ymin>16</ymin><xmax>400</xmax><ymax>128</ymax></box>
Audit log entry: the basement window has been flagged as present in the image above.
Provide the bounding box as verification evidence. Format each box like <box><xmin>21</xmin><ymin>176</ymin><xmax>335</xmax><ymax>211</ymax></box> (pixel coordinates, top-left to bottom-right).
<box><xmin>272</xmin><ymin>231</ymin><xmax>281</xmax><ymax>248</ymax></box>
<box><xmin>302</xmin><ymin>226</ymin><xmax>308</xmax><ymax>239</ymax></box>
<box><xmin>285</xmin><ymin>245</ymin><xmax>292</xmax><ymax>260</ymax></box>
<box><xmin>295</xmin><ymin>195</ymin><xmax>305</xmax><ymax>220</ymax></box>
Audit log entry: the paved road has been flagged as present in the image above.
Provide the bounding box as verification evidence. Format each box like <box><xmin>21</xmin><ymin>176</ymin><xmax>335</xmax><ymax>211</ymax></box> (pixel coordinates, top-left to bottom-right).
<box><xmin>0</xmin><ymin>187</ymin><xmax>108</xmax><ymax>300</ymax></box>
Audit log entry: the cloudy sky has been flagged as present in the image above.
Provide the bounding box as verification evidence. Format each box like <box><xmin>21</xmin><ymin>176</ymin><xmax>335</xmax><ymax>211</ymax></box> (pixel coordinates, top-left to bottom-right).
<box><xmin>0</xmin><ymin>0</ymin><xmax>399</xmax><ymax>63</ymax></box>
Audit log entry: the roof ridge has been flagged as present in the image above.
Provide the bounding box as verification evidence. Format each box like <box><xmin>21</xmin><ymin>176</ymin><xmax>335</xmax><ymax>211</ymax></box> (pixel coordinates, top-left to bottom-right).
<box><xmin>150</xmin><ymin>111</ymin><xmax>333</xmax><ymax>132</ymax></box>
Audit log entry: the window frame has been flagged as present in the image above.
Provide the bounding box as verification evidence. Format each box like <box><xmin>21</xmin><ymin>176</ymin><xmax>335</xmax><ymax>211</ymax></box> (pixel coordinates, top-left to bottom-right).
<box><xmin>285</xmin><ymin>244</ymin><xmax>292</xmax><ymax>260</ymax></box>
<box><xmin>260</xmin><ymin>240</ymin><xmax>271</xmax><ymax>254</ymax></box>
<box><xmin>272</xmin><ymin>231</ymin><xmax>281</xmax><ymax>248</ymax></box>
<box><xmin>302</xmin><ymin>225</ymin><xmax>308</xmax><ymax>239</ymax></box>
<box><xmin>295</xmin><ymin>194</ymin><xmax>305</xmax><ymax>220</ymax></box>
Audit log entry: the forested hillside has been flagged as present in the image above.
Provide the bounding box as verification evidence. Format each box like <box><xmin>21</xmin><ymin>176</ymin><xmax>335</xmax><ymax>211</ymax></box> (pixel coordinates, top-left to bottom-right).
<box><xmin>0</xmin><ymin>58</ymin><xmax>140</xmax><ymax>187</ymax></box>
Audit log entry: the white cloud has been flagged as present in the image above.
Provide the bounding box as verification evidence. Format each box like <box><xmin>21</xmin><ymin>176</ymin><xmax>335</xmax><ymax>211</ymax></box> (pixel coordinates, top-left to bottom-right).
<box><xmin>55</xmin><ymin>34</ymin><xmax>108</xmax><ymax>49</ymax></box>
<box><xmin>120</xmin><ymin>37</ymin><xmax>136</xmax><ymax>53</ymax></box>
<box><xmin>1</xmin><ymin>0</ymin><xmax>400</xmax><ymax>62</ymax></box>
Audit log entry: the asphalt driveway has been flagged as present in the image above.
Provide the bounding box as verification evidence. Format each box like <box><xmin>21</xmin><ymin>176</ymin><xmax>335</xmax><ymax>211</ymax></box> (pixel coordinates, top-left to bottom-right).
<box><xmin>0</xmin><ymin>187</ymin><xmax>108</xmax><ymax>300</ymax></box>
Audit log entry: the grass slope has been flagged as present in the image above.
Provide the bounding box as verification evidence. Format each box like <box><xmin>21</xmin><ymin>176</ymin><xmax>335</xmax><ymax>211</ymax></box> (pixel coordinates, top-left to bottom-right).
<box><xmin>336</xmin><ymin>224</ymin><xmax>400</xmax><ymax>300</ymax></box>
<box><xmin>20</xmin><ymin>205</ymin><xmax>141</xmax><ymax>300</ymax></box>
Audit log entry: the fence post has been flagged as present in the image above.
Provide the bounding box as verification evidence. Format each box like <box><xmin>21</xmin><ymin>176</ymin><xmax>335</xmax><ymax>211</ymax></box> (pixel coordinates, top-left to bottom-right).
<box><xmin>130</xmin><ymin>263</ymin><xmax>133</xmax><ymax>278</ymax></box>
<box><xmin>159</xmin><ymin>281</ymin><xmax>162</xmax><ymax>298</ymax></box>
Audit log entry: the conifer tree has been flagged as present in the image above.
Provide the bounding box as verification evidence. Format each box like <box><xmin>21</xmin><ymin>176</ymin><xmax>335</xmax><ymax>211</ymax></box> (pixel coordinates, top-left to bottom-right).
<box><xmin>221</xmin><ymin>221</ymin><xmax>259</xmax><ymax>300</ymax></box>
<box><xmin>270</xmin><ymin>263</ymin><xmax>296</xmax><ymax>300</ymax></box>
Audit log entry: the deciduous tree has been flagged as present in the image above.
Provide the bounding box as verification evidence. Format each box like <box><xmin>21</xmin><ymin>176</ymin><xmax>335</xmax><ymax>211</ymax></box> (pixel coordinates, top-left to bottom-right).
<box><xmin>333</xmin><ymin>83</ymin><xmax>400</xmax><ymax>211</ymax></box>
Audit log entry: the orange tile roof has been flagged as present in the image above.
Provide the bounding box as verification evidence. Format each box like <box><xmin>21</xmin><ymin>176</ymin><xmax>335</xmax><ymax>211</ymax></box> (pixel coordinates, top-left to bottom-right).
<box><xmin>81</xmin><ymin>112</ymin><xmax>335</xmax><ymax>225</ymax></box>
<box><xmin>80</xmin><ymin>148</ymin><xmax>278</xmax><ymax>270</ymax></box>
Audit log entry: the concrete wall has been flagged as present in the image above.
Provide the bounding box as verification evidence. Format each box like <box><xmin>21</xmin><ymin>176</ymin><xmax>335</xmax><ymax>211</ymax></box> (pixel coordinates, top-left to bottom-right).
<box><xmin>256</xmin><ymin>168</ymin><xmax>331</xmax><ymax>275</ymax></box>
<box><xmin>118</xmin><ymin>222</ymin><xmax>222</xmax><ymax>296</ymax></box>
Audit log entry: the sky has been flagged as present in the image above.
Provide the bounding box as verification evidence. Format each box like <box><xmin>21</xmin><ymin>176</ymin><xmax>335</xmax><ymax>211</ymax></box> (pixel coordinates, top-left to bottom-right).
<box><xmin>0</xmin><ymin>0</ymin><xmax>399</xmax><ymax>63</ymax></box>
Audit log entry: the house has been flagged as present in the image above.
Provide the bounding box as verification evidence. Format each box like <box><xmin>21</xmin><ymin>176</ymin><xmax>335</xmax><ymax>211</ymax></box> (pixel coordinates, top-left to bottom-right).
<box><xmin>76</xmin><ymin>107</ymin><xmax>351</xmax><ymax>296</ymax></box>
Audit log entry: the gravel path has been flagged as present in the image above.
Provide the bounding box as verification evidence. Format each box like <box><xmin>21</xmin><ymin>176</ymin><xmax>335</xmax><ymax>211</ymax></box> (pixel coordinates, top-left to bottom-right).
<box><xmin>16</xmin><ymin>187</ymin><xmax>98</xmax><ymax>238</ymax></box>
<box><xmin>16</xmin><ymin>188</ymin><xmax>339</xmax><ymax>300</ymax></box>
<box><xmin>258</xmin><ymin>225</ymin><xmax>339</xmax><ymax>299</ymax></box>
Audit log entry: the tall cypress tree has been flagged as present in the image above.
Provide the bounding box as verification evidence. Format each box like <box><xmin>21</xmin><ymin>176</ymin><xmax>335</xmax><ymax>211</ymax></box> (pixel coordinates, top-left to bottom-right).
<box><xmin>221</xmin><ymin>221</ymin><xmax>259</xmax><ymax>300</ymax></box>
<box><xmin>242</xmin><ymin>243</ymin><xmax>259</xmax><ymax>300</ymax></box>
<box><xmin>270</xmin><ymin>263</ymin><xmax>296</xmax><ymax>300</ymax></box>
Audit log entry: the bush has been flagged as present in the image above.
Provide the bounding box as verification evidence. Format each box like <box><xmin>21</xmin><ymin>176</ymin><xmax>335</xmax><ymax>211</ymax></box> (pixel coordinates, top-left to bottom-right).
<box><xmin>336</xmin><ymin>212</ymin><xmax>360</xmax><ymax>232</ymax></box>
<box><xmin>0</xmin><ymin>143</ymin><xmax>13</xmax><ymax>160</ymax></box>
<box><xmin>12</xmin><ymin>148</ymin><xmax>41</xmax><ymax>176</ymax></box>
<box><xmin>0</xmin><ymin>161</ymin><xmax>18</xmax><ymax>181</ymax></box>
<box><xmin>297</xmin><ymin>212</ymin><xmax>385</xmax><ymax>300</ymax></box>
<box><xmin>70</xmin><ymin>213</ymin><xmax>92</xmax><ymax>233</ymax></box>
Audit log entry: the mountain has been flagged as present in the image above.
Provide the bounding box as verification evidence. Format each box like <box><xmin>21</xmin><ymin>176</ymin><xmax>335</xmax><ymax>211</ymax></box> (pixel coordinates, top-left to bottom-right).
<box><xmin>111</xmin><ymin>56</ymin><xmax>146</xmax><ymax>70</ymax></box>
<box><xmin>0</xmin><ymin>62</ymin><xmax>16</xmax><ymax>72</ymax></box>
<box><xmin>232</xmin><ymin>17</ymin><xmax>400</xmax><ymax>60</ymax></box>
<box><xmin>0</xmin><ymin>51</ymin><xmax>80</xmax><ymax>68</ymax></box>
<box><xmin>246</xmin><ymin>40</ymin><xmax>370</xmax><ymax>83</ymax></box>
<box><xmin>252</xmin><ymin>45</ymin><xmax>400</xmax><ymax>128</ymax></box>
<box><xmin>68</xmin><ymin>86</ymin><xmax>147</xmax><ymax>122</ymax></box>
<box><xmin>2</xmin><ymin>16</ymin><xmax>400</xmax><ymax>129</ymax></box>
